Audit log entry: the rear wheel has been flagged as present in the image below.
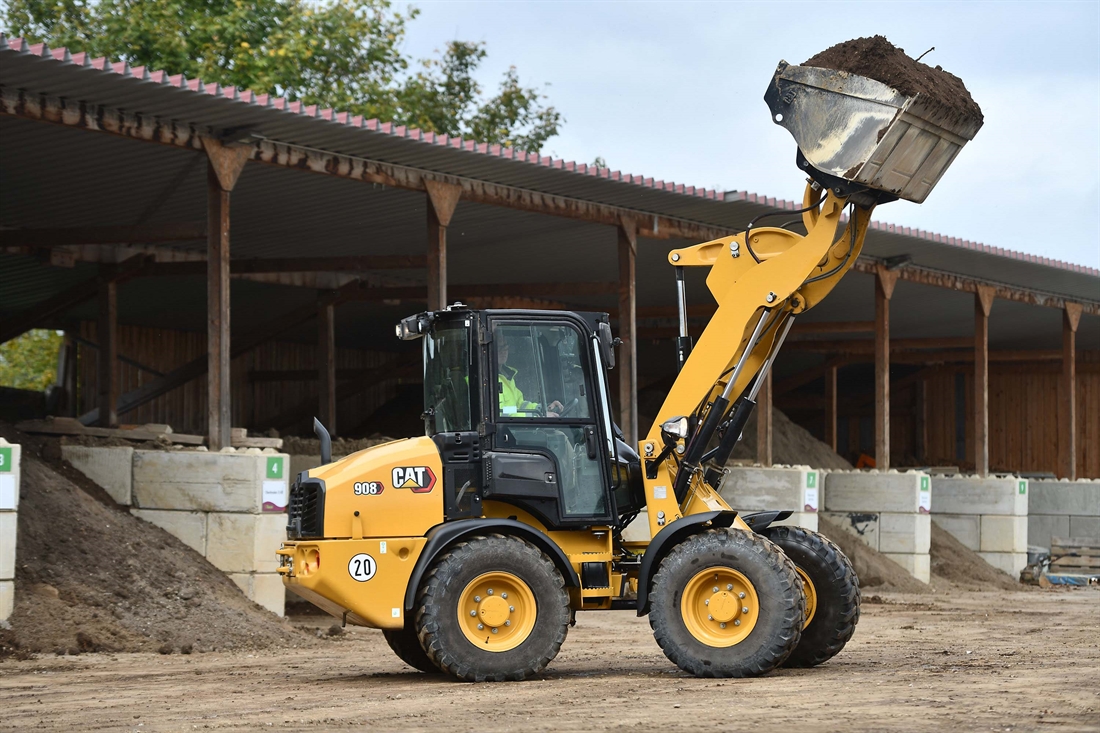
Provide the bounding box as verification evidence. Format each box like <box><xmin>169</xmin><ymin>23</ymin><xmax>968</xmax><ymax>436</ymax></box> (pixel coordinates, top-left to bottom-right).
<box><xmin>649</xmin><ymin>528</ymin><xmax>804</xmax><ymax>677</ymax></box>
<box><xmin>763</xmin><ymin>525</ymin><xmax>860</xmax><ymax>668</ymax></box>
<box><xmin>382</xmin><ymin>622</ymin><xmax>439</xmax><ymax>673</ymax></box>
<box><xmin>415</xmin><ymin>534</ymin><xmax>570</xmax><ymax>682</ymax></box>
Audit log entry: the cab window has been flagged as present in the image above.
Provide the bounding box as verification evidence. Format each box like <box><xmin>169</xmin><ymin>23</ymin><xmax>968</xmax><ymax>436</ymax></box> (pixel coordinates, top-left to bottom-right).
<box><xmin>492</xmin><ymin>323</ymin><xmax>592</xmax><ymax>420</ymax></box>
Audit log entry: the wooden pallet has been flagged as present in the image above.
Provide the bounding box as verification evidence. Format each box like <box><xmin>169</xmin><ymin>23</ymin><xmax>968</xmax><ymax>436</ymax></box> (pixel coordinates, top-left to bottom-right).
<box><xmin>1050</xmin><ymin>537</ymin><xmax>1100</xmax><ymax>571</ymax></box>
<box><xmin>17</xmin><ymin>418</ymin><xmax>205</xmax><ymax>445</ymax></box>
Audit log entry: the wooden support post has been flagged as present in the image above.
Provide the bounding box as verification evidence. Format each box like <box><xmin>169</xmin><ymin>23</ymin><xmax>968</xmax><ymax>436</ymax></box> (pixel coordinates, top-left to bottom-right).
<box><xmin>824</xmin><ymin>365</ymin><xmax>837</xmax><ymax>452</ymax></box>
<box><xmin>1061</xmin><ymin>303</ymin><xmax>1083</xmax><ymax>479</ymax></box>
<box><xmin>915</xmin><ymin>377</ymin><xmax>928</xmax><ymax>464</ymax></box>
<box><xmin>974</xmin><ymin>286</ymin><xmax>995</xmax><ymax>476</ymax></box>
<box><xmin>757</xmin><ymin>371</ymin><xmax>773</xmax><ymax>466</ymax></box>
<box><xmin>96</xmin><ymin>278</ymin><xmax>118</xmax><ymax>427</ymax></box>
<box><xmin>874</xmin><ymin>266</ymin><xmax>898</xmax><ymax>470</ymax></box>
<box><xmin>425</xmin><ymin>180</ymin><xmax>461</xmax><ymax>311</ymax></box>
<box><xmin>318</xmin><ymin>299</ymin><xmax>336</xmax><ymax>436</ymax></box>
<box><xmin>617</xmin><ymin>217</ymin><xmax>638</xmax><ymax>444</ymax></box>
<box><xmin>202</xmin><ymin>139</ymin><xmax>250</xmax><ymax>450</ymax></box>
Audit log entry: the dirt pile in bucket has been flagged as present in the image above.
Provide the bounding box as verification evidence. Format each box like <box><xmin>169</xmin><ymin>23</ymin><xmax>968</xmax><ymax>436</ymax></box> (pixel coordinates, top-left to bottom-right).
<box><xmin>929</xmin><ymin>521</ymin><xmax>1021</xmax><ymax>591</ymax></box>
<box><xmin>804</xmin><ymin>35</ymin><xmax>983</xmax><ymax>123</ymax></box>
<box><xmin>818</xmin><ymin>515</ymin><xmax>929</xmax><ymax>594</ymax></box>
<box><xmin>0</xmin><ymin>424</ymin><xmax>311</xmax><ymax>658</ymax></box>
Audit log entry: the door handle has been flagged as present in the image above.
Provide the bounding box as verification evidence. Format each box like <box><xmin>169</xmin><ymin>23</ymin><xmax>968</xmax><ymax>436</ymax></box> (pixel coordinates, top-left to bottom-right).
<box><xmin>584</xmin><ymin>426</ymin><xmax>598</xmax><ymax>460</ymax></box>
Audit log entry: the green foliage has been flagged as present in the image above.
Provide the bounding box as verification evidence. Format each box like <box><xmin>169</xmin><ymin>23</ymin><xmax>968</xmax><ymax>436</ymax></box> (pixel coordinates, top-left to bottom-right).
<box><xmin>0</xmin><ymin>330</ymin><xmax>62</xmax><ymax>391</ymax></box>
<box><xmin>1</xmin><ymin>0</ymin><xmax>561</xmax><ymax>151</ymax></box>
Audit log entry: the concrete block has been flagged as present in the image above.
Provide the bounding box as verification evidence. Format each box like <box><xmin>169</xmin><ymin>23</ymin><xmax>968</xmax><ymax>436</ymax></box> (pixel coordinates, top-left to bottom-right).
<box><xmin>821</xmin><ymin>511</ymin><xmax>879</xmax><ymax>551</ymax></box>
<box><xmin>0</xmin><ymin>580</ymin><xmax>13</xmax><ymax>621</ymax></box>
<box><xmin>0</xmin><ymin>441</ymin><xmax>21</xmax><ymax>511</ymax></box>
<box><xmin>0</xmin><ymin>512</ymin><xmax>16</xmax><ymax>580</ymax></box>
<box><xmin>980</xmin><ymin>515</ymin><xmax>1028</xmax><ymax>553</ymax></box>
<box><xmin>61</xmin><ymin>446</ymin><xmax>134</xmax><ymax>505</ymax></box>
<box><xmin>931</xmin><ymin>476</ymin><xmax>1027</xmax><ymax>516</ymax></box>
<box><xmin>978</xmin><ymin>551</ymin><xmax>1027</xmax><ymax>578</ymax></box>
<box><xmin>130</xmin><ymin>509</ymin><xmax>207</xmax><ymax>555</ymax></box>
<box><xmin>1027</xmin><ymin>514</ymin><xmax>1070</xmax><ymax>550</ymax></box>
<box><xmin>1027</xmin><ymin>479</ymin><xmax>1100</xmax><ymax>516</ymax></box>
<box><xmin>206</xmin><ymin>512</ymin><xmax>287</xmax><ymax>574</ymax></box>
<box><xmin>932</xmin><ymin>513</ymin><xmax>981</xmax><ymax>551</ymax></box>
<box><xmin>1069</xmin><ymin>515</ymin><xmax>1100</xmax><ymax>539</ymax></box>
<box><xmin>133</xmin><ymin>451</ymin><xmax>289</xmax><ymax>513</ymax></box>
<box><xmin>770</xmin><ymin>511</ymin><xmax>818</xmax><ymax>532</ymax></box>
<box><xmin>882</xmin><ymin>553</ymin><xmax>931</xmax><ymax>583</ymax></box>
<box><xmin>720</xmin><ymin>466</ymin><xmax>820</xmax><ymax>513</ymax></box>
<box><xmin>252</xmin><ymin>573</ymin><xmax>286</xmax><ymax>616</ymax></box>
<box><xmin>879</xmin><ymin>512</ymin><xmax>931</xmax><ymax>554</ymax></box>
<box><xmin>823</xmin><ymin>471</ymin><xmax>926</xmax><ymax>514</ymax></box>
<box><xmin>227</xmin><ymin>572</ymin><xmax>252</xmax><ymax>597</ymax></box>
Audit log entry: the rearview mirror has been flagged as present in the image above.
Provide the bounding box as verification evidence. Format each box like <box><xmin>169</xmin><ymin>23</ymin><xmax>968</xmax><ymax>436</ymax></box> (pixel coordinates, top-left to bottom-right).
<box><xmin>597</xmin><ymin>321</ymin><xmax>616</xmax><ymax>370</ymax></box>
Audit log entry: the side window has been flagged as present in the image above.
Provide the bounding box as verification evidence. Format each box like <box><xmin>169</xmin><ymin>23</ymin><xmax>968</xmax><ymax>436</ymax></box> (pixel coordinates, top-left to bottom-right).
<box><xmin>493</xmin><ymin>323</ymin><xmax>592</xmax><ymax>420</ymax></box>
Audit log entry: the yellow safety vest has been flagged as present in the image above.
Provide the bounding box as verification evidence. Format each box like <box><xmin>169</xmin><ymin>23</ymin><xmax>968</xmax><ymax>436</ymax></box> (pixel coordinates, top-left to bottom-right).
<box><xmin>498</xmin><ymin>365</ymin><xmax>540</xmax><ymax>417</ymax></box>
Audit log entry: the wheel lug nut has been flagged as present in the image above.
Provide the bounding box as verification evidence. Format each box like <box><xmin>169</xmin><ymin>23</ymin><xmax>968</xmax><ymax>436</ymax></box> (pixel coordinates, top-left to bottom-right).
<box><xmin>708</xmin><ymin>615</ymin><xmax>713</xmax><ymax>621</ymax></box>
<box><xmin>727</xmin><ymin>584</ymin><xmax>733</xmax><ymax>591</ymax></box>
<box><xmin>742</xmin><ymin>607</ymin><xmax>749</xmax><ymax>614</ymax></box>
<box><xmin>474</xmin><ymin>596</ymin><xmax>481</xmax><ymax>602</ymax></box>
<box><xmin>734</xmin><ymin>620</ymin><xmax>741</xmax><ymax>626</ymax></box>
<box><xmin>704</xmin><ymin>599</ymin><xmax>709</xmax><ymax>606</ymax></box>
<box><xmin>491</xmin><ymin>627</ymin><xmax>498</xmax><ymax>634</ymax></box>
<box><xmin>720</xmin><ymin>622</ymin><xmax>727</xmax><ymax>629</ymax></box>
<box><xmin>487</xmin><ymin>589</ymin><xmax>494</xmax><ymax>595</ymax></box>
<box><xmin>739</xmin><ymin>592</ymin><xmax>746</xmax><ymax>599</ymax></box>
<box><xmin>509</xmin><ymin>606</ymin><xmax>515</xmax><ymax>612</ymax></box>
<box><xmin>470</xmin><ymin>610</ymin><xmax>477</xmax><ymax>617</ymax></box>
<box><xmin>504</xmin><ymin>620</ymin><xmax>511</xmax><ymax>626</ymax></box>
<box><xmin>501</xmin><ymin>593</ymin><xmax>508</xmax><ymax>599</ymax></box>
<box><xmin>713</xmin><ymin>586</ymin><xmax>720</xmax><ymax>593</ymax></box>
<box><xmin>477</xmin><ymin>623</ymin><xmax>484</xmax><ymax>630</ymax></box>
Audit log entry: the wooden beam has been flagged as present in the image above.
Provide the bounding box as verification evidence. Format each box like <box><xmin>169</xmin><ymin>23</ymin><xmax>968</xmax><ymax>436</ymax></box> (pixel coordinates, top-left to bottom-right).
<box><xmin>318</xmin><ymin>299</ymin><xmax>337</xmax><ymax>436</ymax></box>
<box><xmin>974</xmin><ymin>286</ymin><xmax>995</xmax><ymax>476</ymax></box>
<box><xmin>773</xmin><ymin>355</ymin><xmax>850</xmax><ymax>397</ymax></box>
<box><xmin>618</xmin><ymin>217</ymin><xmax>639</xmax><ymax>444</ymax></box>
<box><xmin>0</xmin><ymin>222</ymin><xmax>207</xmax><ymax>248</ymax></box>
<box><xmin>97</xmin><ymin>278</ymin><xmax>118</xmax><ymax>427</ymax></box>
<box><xmin>344</xmin><ymin>282</ymin><xmax>618</xmax><ymax>301</ymax></box>
<box><xmin>784</xmin><ymin>336</ymin><xmax>977</xmax><ymax>352</ymax></box>
<box><xmin>875</xmin><ymin>265</ymin><xmax>897</xmax><ymax>470</ymax></box>
<box><xmin>425</xmin><ymin>180</ymin><xmax>461</xmax><ymax>311</ymax></box>
<box><xmin>824</xmin><ymin>365</ymin><xmax>837</xmax><ymax>452</ymax></box>
<box><xmin>757</xmin><ymin>371</ymin><xmax>773</xmax><ymax>467</ymax></box>
<box><xmin>1061</xmin><ymin>303</ymin><xmax>1083</xmax><ymax>479</ymax></box>
<box><xmin>144</xmin><ymin>255</ymin><xmax>428</xmax><ymax>277</ymax></box>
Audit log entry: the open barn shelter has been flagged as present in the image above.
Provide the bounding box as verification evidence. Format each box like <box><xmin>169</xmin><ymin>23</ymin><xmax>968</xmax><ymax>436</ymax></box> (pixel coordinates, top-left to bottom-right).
<box><xmin>2</xmin><ymin>35</ymin><xmax>1098</xmax><ymax>478</ymax></box>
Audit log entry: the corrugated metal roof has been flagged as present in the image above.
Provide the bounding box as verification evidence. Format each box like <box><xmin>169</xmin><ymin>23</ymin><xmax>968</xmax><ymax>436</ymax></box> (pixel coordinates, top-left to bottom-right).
<box><xmin>1</xmin><ymin>33</ymin><xmax>1096</xmax><ymax>292</ymax></box>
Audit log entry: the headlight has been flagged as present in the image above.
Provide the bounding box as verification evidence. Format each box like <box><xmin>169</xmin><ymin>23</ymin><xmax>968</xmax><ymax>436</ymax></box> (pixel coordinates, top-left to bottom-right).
<box><xmin>661</xmin><ymin>416</ymin><xmax>689</xmax><ymax>441</ymax></box>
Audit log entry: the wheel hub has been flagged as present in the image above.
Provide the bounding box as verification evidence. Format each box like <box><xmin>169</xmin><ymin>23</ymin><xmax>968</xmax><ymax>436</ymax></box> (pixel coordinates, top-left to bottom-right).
<box><xmin>681</xmin><ymin>567</ymin><xmax>760</xmax><ymax>647</ymax></box>
<box><xmin>707</xmin><ymin>592</ymin><xmax>739</xmax><ymax>623</ymax></box>
<box><xmin>478</xmin><ymin>595</ymin><xmax>510</xmax><ymax>627</ymax></box>
<box><xmin>458</xmin><ymin>571</ymin><xmax>538</xmax><ymax>652</ymax></box>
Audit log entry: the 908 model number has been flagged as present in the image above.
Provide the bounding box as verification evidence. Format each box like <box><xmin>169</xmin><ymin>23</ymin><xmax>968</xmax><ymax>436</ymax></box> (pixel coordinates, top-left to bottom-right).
<box><xmin>353</xmin><ymin>481</ymin><xmax>384</xmax><ymax>496</ymax></box>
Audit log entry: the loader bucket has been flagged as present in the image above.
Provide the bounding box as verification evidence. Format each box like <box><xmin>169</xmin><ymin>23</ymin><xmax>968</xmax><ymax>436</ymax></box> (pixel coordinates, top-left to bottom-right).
<box><xmin>764</xmin><ymin>61</ymin><xmax>983</xmax><ymax>203</ymax></box>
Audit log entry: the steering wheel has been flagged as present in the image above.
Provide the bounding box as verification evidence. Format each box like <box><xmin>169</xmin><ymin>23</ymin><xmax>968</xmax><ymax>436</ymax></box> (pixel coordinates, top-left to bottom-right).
<box><xmin>556</xmin><ymin>397</ymin><xmax>580</xmax><ymax>417</ymax></box>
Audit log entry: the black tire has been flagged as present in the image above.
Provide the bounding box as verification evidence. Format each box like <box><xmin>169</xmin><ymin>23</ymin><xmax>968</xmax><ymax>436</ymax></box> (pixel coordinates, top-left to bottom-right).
<box><xmin>649</xmin><ymin>528</ymin><xmax>804</xmax><ymax>678</ymax></box>
<box><xmin>763</xmin><ymin>525</ymin><xmax>860</xmax><ymax>668</ymax></box>
<box><xmin>382</xmin><ymin>622</ymin><xmax>440</xmax><ymax>673</ymax></box>
<box><xmin>415</xmin><ymin>534</ymin><xmax>570</xmax><ymax>682</ymax></box>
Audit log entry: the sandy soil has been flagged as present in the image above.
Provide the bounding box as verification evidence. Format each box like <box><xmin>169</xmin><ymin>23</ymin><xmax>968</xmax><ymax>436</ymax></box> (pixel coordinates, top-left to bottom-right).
<box><xmin>2</xmin><ymin>588</ymin><xmax>1096</xmax><ymax>732</ymax></box>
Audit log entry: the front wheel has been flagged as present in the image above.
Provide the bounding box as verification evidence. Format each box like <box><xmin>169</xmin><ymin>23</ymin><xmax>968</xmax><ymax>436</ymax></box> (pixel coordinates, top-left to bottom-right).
<box><xmin>763</xmin><ymin>525</ymin><xmax>860</xmax><ymax>668</ymax></box>
<box><xmin>649</xmin><ymin>528</ymin><xmax>804</xmax><ymax>677</ymax></box>
<box><xmin>382</xmin><ymin>622</ymin><xmax>439</xmax><ymax>673</ymax></box>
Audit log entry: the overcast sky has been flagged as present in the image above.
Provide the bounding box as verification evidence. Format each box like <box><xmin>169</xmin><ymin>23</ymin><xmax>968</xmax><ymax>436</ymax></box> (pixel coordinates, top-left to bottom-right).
<box><xmin>396</xmin><ymin>0</ymin><xmax>1100</xmax><ymax>271</ymax></box>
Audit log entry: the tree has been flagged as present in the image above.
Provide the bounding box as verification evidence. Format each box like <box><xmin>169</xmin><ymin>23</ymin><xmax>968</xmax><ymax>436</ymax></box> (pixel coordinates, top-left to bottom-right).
<box><xmin>1</xmin><ymin>0</ymin><xmax>561</xmax><ymax>151</ymax></box>
<box><xmin>0</xmin><ymin>329</ymin><xmax>61</xmax><ymax>391</ymax></box>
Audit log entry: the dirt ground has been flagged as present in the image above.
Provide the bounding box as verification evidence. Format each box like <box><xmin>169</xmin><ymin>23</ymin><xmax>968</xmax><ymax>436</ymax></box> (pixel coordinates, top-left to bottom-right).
<box><xmin>1</xmin><ymin>588</ymin><xmax>1096</xmax><ymax>732</ymax></box>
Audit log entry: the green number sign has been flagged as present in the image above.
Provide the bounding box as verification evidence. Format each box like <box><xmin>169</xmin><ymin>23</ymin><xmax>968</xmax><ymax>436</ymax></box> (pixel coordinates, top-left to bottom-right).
<box><xmin>1018</xmin><ymin>480</ymin><xmax>1027</xmax><ymax>495</ymax></box>
<box><xmin>266</xmin><ymin>456</ymin><xmax>284</xmax><ymax>479</ymax></box>
<box><xmin>0</xmin><ymin>447</ymin><xmax>10</xmax><ymax>472</ymax></box>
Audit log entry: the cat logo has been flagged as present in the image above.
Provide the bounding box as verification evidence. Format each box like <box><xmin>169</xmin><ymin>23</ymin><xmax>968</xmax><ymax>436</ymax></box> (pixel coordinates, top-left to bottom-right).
<box><xmin>391</xmin><ymin>466</ymin><xmax>437</xmax><ymax>493</ymax></box>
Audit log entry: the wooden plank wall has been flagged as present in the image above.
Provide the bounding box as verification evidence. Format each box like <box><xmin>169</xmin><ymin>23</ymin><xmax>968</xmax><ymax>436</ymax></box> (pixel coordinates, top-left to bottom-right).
<box><xmin>916</xmin><ymin>357</ymin><xmax>1099</xmax><ymax>477</ymax></box>
<box><xmin>76</xmin><ymin>322</ymin><xmax>402</xmax><ymax>436</ymax></box>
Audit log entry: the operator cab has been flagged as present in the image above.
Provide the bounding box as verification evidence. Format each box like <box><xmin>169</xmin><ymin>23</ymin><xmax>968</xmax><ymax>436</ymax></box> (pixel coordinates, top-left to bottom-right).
<box><xmin>400</xmin><ymin>306</ymin><xmax>645</xmax><ymax>531</ymax></box>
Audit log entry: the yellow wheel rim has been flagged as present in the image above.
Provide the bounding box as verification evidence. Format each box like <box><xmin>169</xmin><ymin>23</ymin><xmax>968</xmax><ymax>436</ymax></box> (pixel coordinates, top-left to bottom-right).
<box><xmin>681</xmin><ymin>567</ymin><xmax>760</xmax><ymax>647</ymax></box>
<box><xmin>796</xmin><ymin>566</ymin><xmax>818</xmax><ymax>629</ymax></box>
<box><xmin>458</xmin><ymin>571</ymin><xmax>537</xmax><ymax>652</ymax></box>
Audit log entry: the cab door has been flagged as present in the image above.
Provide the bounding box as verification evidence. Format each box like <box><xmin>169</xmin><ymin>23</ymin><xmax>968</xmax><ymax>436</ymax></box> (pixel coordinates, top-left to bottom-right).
<box><xmin>483</xmin><ymin>318</ymin><xmax>614</xmax><ymax>528</ymax></box>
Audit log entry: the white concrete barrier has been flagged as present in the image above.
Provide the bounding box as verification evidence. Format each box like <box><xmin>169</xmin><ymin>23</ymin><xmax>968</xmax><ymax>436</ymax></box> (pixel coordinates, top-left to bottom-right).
<box><xmin>1027</xmin><ymin>479</ymin><xmax>1100</xmax><ymax>550</ymax></box>
<box><xmin>822</xmin><ymin>470</ymin><xmax>931</xmax><ymax>582</ymax></box>
<box><xmin>719</xmin><ymin>465</ymin><xmax>821</xmax><ymax>531</ymax></box>
<box><xmin>0</xmin><ymin>439</ymin><xmax>20</xmax><ymax>623</ymax></box>
<box><xmin>61</xmin><ymin>445</ymin><xmax>133</xmax><ymax>505</ymax></box>
<box><xmin>931</xmin><ymin>475</ymin><xmax>1028</xmax><ymax>577</ymax></box>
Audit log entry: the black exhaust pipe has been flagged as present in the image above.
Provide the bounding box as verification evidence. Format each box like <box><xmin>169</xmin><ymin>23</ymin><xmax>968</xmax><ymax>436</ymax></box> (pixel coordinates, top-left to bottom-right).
<box><xmin>313</xmin><ymin>417</ymin><xmax>332</xmax><ymax>465</ymax></box>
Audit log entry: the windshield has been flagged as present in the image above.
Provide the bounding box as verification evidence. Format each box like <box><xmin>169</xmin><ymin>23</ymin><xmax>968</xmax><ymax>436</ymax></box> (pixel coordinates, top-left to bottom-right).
<box><xmin>423</xmin><ymin>322</ymin><xmax>472</xmax><ymax>434</ymax></box>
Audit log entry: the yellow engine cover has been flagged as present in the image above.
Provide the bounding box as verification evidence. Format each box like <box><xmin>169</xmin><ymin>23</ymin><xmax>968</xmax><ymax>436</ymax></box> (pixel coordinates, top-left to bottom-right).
<box><xmin>309</xmin><ymin>436</ymin><xmax>444</xmax><ymax>539</ymax></box>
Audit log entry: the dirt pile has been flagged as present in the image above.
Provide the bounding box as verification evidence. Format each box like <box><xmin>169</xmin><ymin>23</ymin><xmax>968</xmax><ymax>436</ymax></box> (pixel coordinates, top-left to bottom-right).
<box><xmin>804</xmin><ymin>35</ymin><xmax>983</xmax><ymax>123</ymax></box>
<box><xmin>929</xmin><ymin>522</ymin><xmax>1020</xmax><ymax>591</ymax></box>
<box><xmin>729</xmin><ymin>407</ymin><xmax>853</xmax><ymax>470</ymax></box>
<box><xmin>818</xmin><ymin>516</ymin><xmax>929</xmax><ymax>593</ymax></box>
<box><xmin>281</xmin><ymin>433</ymin><xmax>398</xmax><ymax>456</ymax></box>
<box><xmin>0</xmin><ymin>425</ymin><xmax>310</xmax><ymax>658</ymax></box>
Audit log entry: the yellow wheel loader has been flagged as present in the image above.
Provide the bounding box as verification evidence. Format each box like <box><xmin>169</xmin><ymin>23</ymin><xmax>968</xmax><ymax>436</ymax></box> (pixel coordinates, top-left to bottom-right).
<box><xmin>277</xmin><ymin>59</ymin><xmax>982</xmax><ymax>681</ymax></box>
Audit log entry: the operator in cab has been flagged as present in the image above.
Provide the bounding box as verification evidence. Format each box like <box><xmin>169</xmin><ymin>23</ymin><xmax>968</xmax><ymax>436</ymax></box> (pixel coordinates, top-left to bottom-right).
<box><xmin>496</xmin><ymin>334</ymin><xmax>564</xmax><ymax>418</ymax></box>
